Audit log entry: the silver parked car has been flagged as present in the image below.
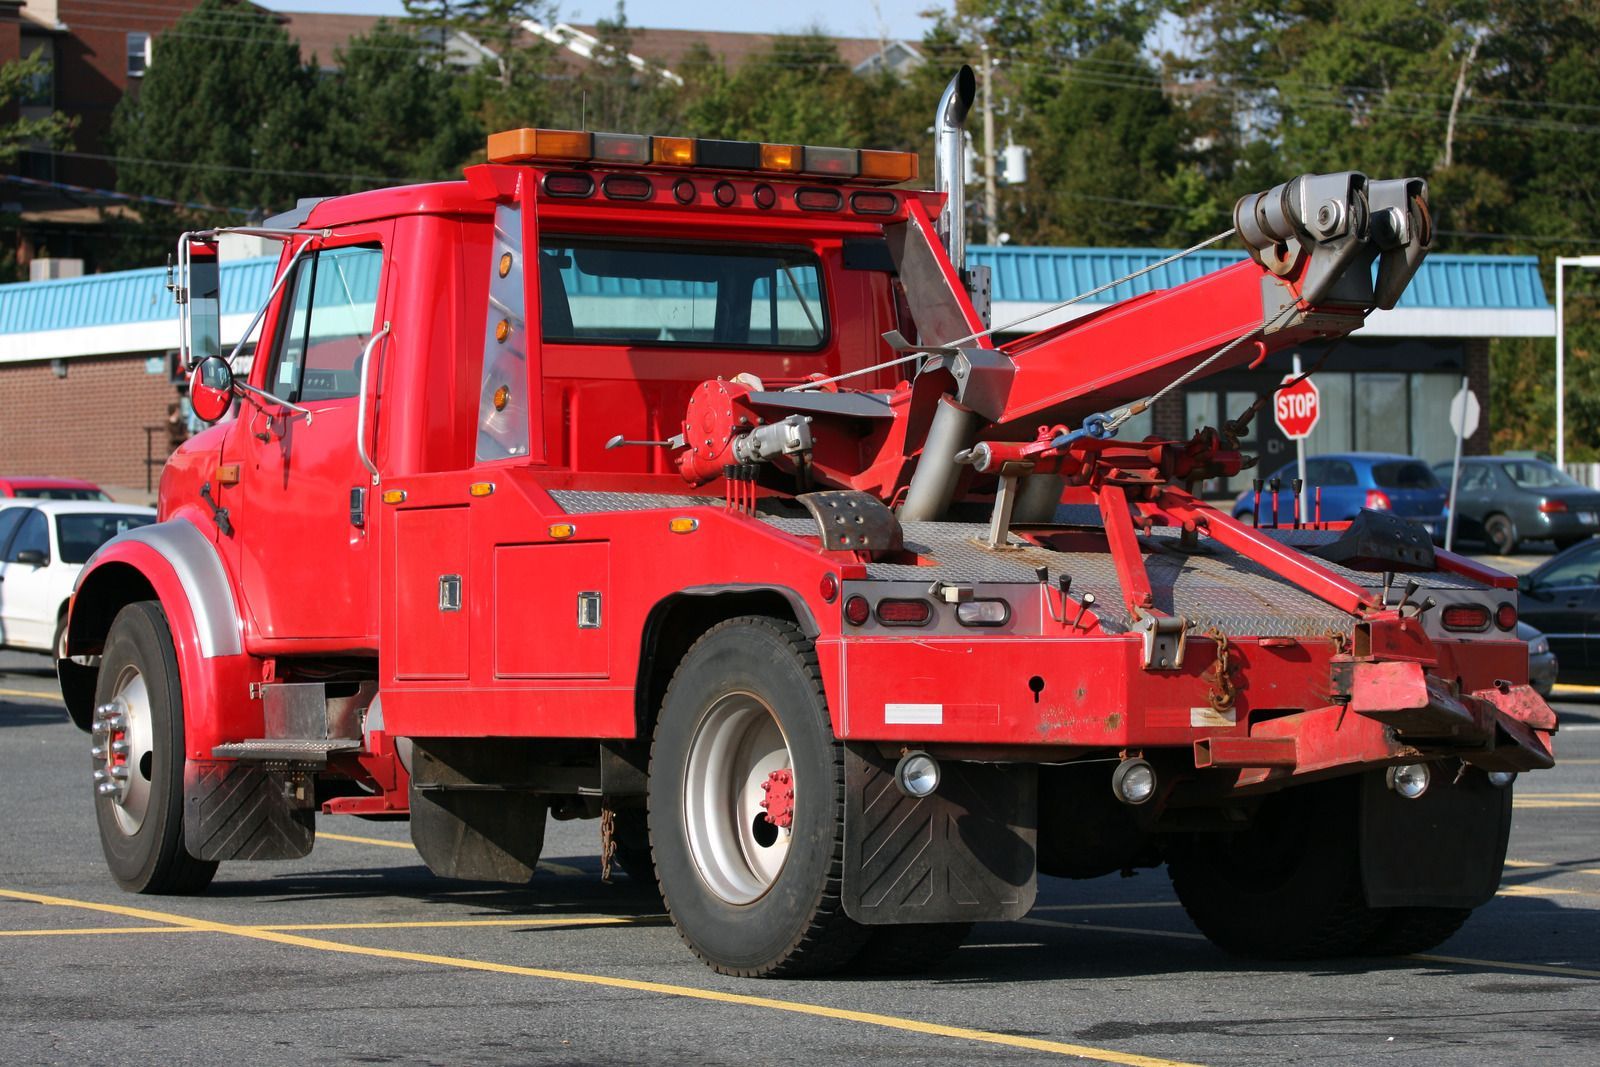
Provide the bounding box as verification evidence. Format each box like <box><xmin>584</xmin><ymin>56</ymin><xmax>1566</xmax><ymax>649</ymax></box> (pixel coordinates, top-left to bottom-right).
<box><xmin>1433</xmin><ymin>457</ymin><xmax>1600</xmax><ymax>554</ymax></box>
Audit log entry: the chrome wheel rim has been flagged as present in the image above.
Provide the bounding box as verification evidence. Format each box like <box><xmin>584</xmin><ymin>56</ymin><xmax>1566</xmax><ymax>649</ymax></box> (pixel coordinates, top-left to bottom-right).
<box><xmin>682</xmin><ymin>692</ymin><xmax>793</xmax><ymax>905</ymax></box>
<box><xmin>90</xmin><ymin>665</ymin><xmax>155</xmax><ymax>835</ymax></box>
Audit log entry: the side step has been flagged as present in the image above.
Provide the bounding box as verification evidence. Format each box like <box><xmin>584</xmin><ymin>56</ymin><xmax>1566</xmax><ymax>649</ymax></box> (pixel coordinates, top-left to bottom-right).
<box><xmin>211</xmin><ymin>739</ymin><xmax>361</xmax><ymax>766</ymax></box>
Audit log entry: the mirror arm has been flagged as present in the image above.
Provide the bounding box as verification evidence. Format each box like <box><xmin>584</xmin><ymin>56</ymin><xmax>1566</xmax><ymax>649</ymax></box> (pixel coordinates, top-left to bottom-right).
<box><xmin>222</xmin><ymin>236</ymin><xmax>317</xmax><ymax>371</ymax></box>
<box><xmin>235</xmin><ymin>379</ymin><xmax>314</xmax><ymax>425</ymax></box>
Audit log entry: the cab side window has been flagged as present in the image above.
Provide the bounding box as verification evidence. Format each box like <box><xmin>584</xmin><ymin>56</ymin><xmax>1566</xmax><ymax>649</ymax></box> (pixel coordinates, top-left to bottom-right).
<box><xmin>267</xmin><ymin>245</ymin><xmax>384</xmax><ymax>403</ymax></box>
<box><xmin>5</xmin><ymin>510</ymin><xmax>48</xmax><ymax>562</ymax></box>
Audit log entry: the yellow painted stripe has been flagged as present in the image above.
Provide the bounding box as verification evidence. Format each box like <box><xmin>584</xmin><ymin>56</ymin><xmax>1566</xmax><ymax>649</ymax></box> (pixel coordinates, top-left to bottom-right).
<box><xmin>1518</xmin><ymin>792</ymin><xmax>1600</xmax><ymax>799</ymax></box>
<box><xmin>1503</xmin><ymin>859</ymin><xmax>1550</xmax><ymax>869</ymax></box>
<box><xmin>1496</xmin><ymin>885</ymin><xmax>1586</xmax><ymax>898</ymax></box>
<box><xmin>0</xmin><ymin>888</ymin><xmax>1203</xmax><ymax>1067</ymax></box>
<box><xmin>1552</xmin><ymin>684</ymin><xmax>1600</xmax><ymax>694</ymax></box>
<box><xmin>1515</xmin><ymin>800</ymin><xmax>1600</xmax><ymax>809</ymax></box>
<box><xmin>1414</xmin><ymin>954</ymin><xmax>1600</xmax><ymax>980</ymax></box>
<box><xmin>1019</xmin><ymin>917</ymin><xmax>1206</xmax><ymax>941</ymax></box>
<box><xmin>0</xmin><ymin>916</ymin><xmax>667</xmax><ymax>937</ymax></box>
<box><xmin>0</xmin><ymin>686</ymin><xmax>61</xmax><ymax>702</ymax></box>
<box><xmin>317</xmin><ymin>831</ymin><xmax>586</xmax><ymax>877</ymax></box>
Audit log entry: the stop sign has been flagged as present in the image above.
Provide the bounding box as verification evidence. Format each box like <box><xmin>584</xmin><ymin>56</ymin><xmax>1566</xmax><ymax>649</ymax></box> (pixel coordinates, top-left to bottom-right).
<box><xmin>1274</xmin><ymin>375</ymin><xmax>1321</xmax><ymax>440</ymax></box>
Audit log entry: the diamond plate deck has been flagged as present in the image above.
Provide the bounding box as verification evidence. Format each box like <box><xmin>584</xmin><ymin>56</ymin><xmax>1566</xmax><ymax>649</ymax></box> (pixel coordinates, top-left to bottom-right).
<box><xmin>541</xmin><ymin>490</ymin><xmax>1492</xmax><ymax>637</ymax></box>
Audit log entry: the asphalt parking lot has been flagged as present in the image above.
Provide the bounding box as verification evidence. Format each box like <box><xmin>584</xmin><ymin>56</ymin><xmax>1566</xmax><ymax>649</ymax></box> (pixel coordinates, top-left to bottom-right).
<box><xmin>2</xmin><ymin>647</ymin><xmax>1597</xmax><ymax>1067</ymax></box>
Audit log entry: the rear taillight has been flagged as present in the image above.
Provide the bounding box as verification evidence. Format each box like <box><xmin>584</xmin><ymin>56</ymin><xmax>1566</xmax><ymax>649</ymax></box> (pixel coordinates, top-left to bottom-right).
<box><xmin>1495</xmin><ymin>602</ymin><xmax>1517</xmax><ymax>630</ymax></box>
<box><xmin>844</xmin><ymin>596</ymin><xmax>870</xmax><ymax>626</ymax></box>
<box><xmin>1365</xmin><ymin>490</ymin><xmax>1392</xmax><ymax>510</ymax></box>
<box><xmin>875</xmin><ymin>598</ymin><xmax>932</xmax><ymax>626</ymax></box>
<box><xmin>1539</xmin><ymin>499</ymin><xmax>1568</xmax><ymax>514</ymax></box>
<box><xmin>1441</xmin><ymin>604</ymin><xmax>1490</xmax><ymax>632</ymax></box>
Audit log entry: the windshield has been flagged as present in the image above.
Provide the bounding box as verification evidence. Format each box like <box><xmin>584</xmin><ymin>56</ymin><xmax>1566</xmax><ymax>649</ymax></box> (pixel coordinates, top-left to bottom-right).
<box><xmin>1503</xmin><ymin>460</ymin><xmax>1581</xmax><ymax>490</ymax></box>
<box><xmin>1371</xmin><ymin>462</ymin><xmax>1438</xmax><ymax>490</ymax></box>
<box><xmin>56</xmin><ymin>513</ymin><xmax>154</xmax><ymax>564</ymax></box>
<box><xmin>15</xmin><ymin>488</ymin><xmax>108</xmax><ymax>501</ymax></box>
<box><xmin>539</xmin><ymin>238</ymin><xmax>827</xmax><ymax>349</ymax></box>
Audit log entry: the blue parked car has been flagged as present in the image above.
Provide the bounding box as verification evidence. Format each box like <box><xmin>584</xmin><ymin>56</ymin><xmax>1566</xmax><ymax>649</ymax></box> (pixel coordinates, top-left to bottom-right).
<box><xmin>1231</xmin><ymin>452</ymin><xmax>1448</xmax><ymax>536</ymax></box>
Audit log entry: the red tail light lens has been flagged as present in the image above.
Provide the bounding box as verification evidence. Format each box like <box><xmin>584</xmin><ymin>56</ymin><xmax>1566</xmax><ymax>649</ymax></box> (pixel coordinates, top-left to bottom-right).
<box><xmin>1495</xmin><ymin>602</ymin><xmax>1517</xmax><ymax>630</ymax></box>
<box><xmin>601</xmin><ymin>174</ymin><xmax>653</xmax><ymax>200</ymax></box>
<box><xmin>1539</xmin><ymin>499</ymin><xmax>1568</xmax><ymax>514</ymax></box>
<box><xmin>875</xmin><ymin>598</ymin><xmax>932</xmax><ymax>626</ymax></box>
<box><xmin>844</xmin><ymin>595</ymin><xmax>870</xmax><ymax>626</ymax></box>
<box><xmin>819</xmin><ymin>573</ymin><xmax>839</xmax><ymax>603</ymax></box>
<box><xmin>1441</xmin><ymin>604</ymin><xmax>1490</xmax><ymax>632</ymax></box>
<box><xmin>543</xmin><ymin>172</ymin><xmax>594</xmax><ymax>198</ymax></box>
<box><xmin>1365</xmin><ymin>490</ymin><xmax>1392</xmax><ymax>510</ymax></box>
<box><xmin>795</xmin><ymin>187</ymin><xmax>844</xmax><ymax>212</ymax></box>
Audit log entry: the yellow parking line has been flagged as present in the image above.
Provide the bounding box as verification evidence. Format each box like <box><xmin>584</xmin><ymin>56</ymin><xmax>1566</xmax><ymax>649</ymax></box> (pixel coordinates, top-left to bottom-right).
<box><xmin>1031</xmin><ymin>902</ymin><xmax>1185</xmax><ymax>912</ymax></box>
<box><xmin>1515</xmin><ymin>800</ymin><xmax>1600</xmax><ymax>809</ymax></box>
<box><xmin>317</xmin><ymin>831</ymin><xmax>586</xmax><ymax>877</ymax></box>
<box><xmin>1496</xmin><ymin>885</ymin><xmax>1586</xmax><ymax>898</ymax></box>
<box><xmin>1020</xmin><ymin>917</ymin><xmax>1207</xmax><ymax>941</ymax></box>
<box><xmin>0</xmin><ymin>889</ymin><xmax>1201</xmax><ymax>1067</ymax></box>
<box><xmin>0</xmin><ymin>915</ymin><xmax>664</xmax><ymax>937</ymax></box>
<box><xmin>0</xmin><ymin>686</ymin><xmax>61</xmax><ymax>702</ymax></box>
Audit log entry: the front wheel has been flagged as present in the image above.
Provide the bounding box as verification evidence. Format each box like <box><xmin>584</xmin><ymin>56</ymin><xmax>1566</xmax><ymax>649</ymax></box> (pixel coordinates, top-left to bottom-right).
<box><xmin>91</xmin><ymin>601</ymin><xmax>216</xmax><ymax>894</ymax></box>
<box><xmin>649</xmin><ymin>616</ymin><xmax>865</xmax><ymax>977</ymax></box>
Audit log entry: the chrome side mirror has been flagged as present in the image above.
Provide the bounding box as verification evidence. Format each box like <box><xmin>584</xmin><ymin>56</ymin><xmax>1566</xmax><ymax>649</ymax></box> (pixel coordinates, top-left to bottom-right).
<box><xmin>189</xmin><ymin>355</ymin><xmax>235</xmax><ymax>423</ymax></box>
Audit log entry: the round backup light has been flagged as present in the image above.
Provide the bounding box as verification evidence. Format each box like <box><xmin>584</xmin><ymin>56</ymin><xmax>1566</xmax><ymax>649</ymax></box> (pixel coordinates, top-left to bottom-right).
<box><xmin>844</xmin><ymin>595</ymin><xmax>870</xmax><ymax>626</ymax></box>
<box><xmin>1495</xmin><ymin>602</ymin><xmax>1517</xmax><ymax>631</ymax></box>
<box><xmin>819</xmin><ymin>573</ymin><xmax>839</xmax><ymax>603</ymax></box>
<box><xmin>1111</xmin><ymin>758</ymin><xmax>1156</xmax><ymax>805</ymax></box>
<box><xmin>1386</xmin><ymin>763</ymin><xmax>1431</xmax><ymax>799</ymax></box>
<box><xmin>1487</xmin><ymin>770</ymin><xmax>1517</xmax><ymax>789</ymax></box>
<box><xmin>753</xmin><ymin>184</ymin><xmax>777</xmax><ymax>210</ymax></box>
<box><xmin>672</xmin><ymin>179</ymin><xmax>696</xmax><ymax>205</ymax></box>
<box><xmin>894</xmin><ymin>751</ymin><xmax>940</xmax><ymax>798</ymax></box>
<box><xmin>712</xmin><ymin>180</ymin><xmax>737</xmax><ymax>207</ymax></box>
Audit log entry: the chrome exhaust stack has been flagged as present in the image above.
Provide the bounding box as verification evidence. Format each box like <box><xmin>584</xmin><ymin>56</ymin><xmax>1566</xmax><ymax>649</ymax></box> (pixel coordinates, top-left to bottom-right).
<box><xmin>933</xmin><ymin>65</ymin><xmax>976</xmax><ymax>273</ymax></box>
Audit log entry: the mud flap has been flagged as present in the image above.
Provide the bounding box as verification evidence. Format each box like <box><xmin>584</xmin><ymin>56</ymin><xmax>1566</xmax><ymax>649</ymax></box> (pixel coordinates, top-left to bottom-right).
<box><xmin>1359</xmin><ymin>766</ymin><xmax>1512</xmax><ymax>908</ymax></box>
<box><xmin>842</xmin><ymin>743</ymin><xmax>1037</xmax><ymax>924</ymax></box>
<box><xmin>184</xmin><ymin>759</ymin><xmax>315</xmax><ymax>861</ymax></box>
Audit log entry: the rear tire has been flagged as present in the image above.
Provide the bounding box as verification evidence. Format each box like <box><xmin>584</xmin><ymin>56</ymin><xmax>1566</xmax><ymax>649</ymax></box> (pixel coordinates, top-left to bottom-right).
<box><xmin>1165</xmin><ymin>779</ymin><xmax>1382</xmax><ymax>959</ymax></box>
<box><xmin>91</xmin><ymin>601</ymin><xmax>217</xmax><ymax>895</ymax></box>
<box><xmin>1485</xmin><ymin>513</ymin><xmax>1516</xmax><ymax>555</ymax></box>
<box><xmin>1358</xmin><ymin>907</ymin><xmax>1471</xmax><ymax>956</ymax></box>
<box><xmin>648</xmin><ymin>616</ymin><xmax>866</xmax><ymax>977</ymax></box>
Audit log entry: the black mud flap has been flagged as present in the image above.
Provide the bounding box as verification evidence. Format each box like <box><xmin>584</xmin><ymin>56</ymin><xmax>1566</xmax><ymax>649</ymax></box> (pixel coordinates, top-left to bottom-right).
<box><xmin>842</xmin><ymin>743</ymin><xmax>1037</xmax><ymax>924</ymax></box>
<box><xmin>409</xmin><ymin>781</ymin><xmax>548</xmax><ymax>884</ymax></box>
<box><xmin>184</xmin><ymin>759</ymin><xmax>315</xmax><ymax>861</ymax></box>
<box><xmin>1359</xmin><ymin>766</ymin><xmax>1512</xmax><ymax>908</ymax></box>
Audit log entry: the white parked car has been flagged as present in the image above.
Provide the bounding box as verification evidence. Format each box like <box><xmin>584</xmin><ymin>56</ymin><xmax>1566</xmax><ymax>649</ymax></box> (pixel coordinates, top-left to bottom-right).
<box><xmin>0</xmin><ymin>500</ymin><xmax>155</xmax><ymax>663</ymax></box>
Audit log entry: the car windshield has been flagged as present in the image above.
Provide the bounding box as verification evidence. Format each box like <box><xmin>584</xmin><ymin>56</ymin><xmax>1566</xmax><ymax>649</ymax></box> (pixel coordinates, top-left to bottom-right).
<box><xmin>16</xmin><ymin>488</ymin><xmax>108</xmax><ymax>501</ymax></box>
<box><xmin>1502</xmin><ymin>461</ymin><xmax>1581</xmax><ymax>490</ymax></box>
<box><xmin>56</xmin><ymin>513</ymin><xmax>153</xmax><ymax>564</ymax></box>
<box><xmin>1371</xmin><ymin>462</ymin><xmax>1438</xmax><ymax>490</ymax></box>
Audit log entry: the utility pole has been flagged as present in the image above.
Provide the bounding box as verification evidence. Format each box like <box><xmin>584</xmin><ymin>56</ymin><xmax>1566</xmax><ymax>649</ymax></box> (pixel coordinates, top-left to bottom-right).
<box><xmin>979</xmin><ymin>37</ymin><xmax>998</xmax><ymax>246</ymax></box>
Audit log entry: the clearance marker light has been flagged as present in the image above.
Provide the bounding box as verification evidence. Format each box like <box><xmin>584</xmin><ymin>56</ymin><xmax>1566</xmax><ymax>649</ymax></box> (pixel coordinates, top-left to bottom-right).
<box><xmin>668</xmin><ymin>517</ymin><xmax>699</xmax><ymax>534</ymax></box>
<box><xmin>469</xmin><ymin>482</ymin><xmax>495</xmax><ymax>497</ymax></box>
<box><xmin>549</xmin><ymin>523</ymin><xmax>577</xmax><ymax>540</ymax></box>
<box><xmin>381</xmin><ymin>489</ymin><xmax>406</xmax><ymax>504</ymax></box>
<box><xmin>486</xmin><ymin>127</ymin><xmax>917</xmax><ymax>186</ymax></box>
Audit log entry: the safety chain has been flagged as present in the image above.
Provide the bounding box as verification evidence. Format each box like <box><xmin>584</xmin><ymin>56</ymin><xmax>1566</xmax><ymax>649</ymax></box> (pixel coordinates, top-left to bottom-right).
<box><xmin>1204</xmin><ymin>627</ymin><xmax>1238</xmax><ymax>713</ymax></box>
<box><xmin>599</xmin><ymin>803</ymin><xmax>616</xmax><ymax>883</ymax></box>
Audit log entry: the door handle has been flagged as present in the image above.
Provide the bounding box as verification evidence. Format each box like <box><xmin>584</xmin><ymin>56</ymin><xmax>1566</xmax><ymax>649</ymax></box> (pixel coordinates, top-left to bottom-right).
<box><xmin>355</xmin><ymin>321</ymin><xmax>391</xmax><ymax>484</ymax></box>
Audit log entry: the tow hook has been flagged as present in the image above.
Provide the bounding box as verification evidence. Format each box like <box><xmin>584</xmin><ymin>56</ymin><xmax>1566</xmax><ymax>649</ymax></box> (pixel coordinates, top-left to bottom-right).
<box><xmin>1134</xmin><ymin>612</ymin><xmax>1187</xmax><ymax>670</ymax></box>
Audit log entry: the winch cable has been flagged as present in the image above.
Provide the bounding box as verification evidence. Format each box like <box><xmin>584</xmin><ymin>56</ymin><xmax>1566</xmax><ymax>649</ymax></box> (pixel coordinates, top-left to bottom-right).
<box><xmin>787</xmin><ymin>226</ymin><xmax>1239</xmax><ymax>394</ymax></box>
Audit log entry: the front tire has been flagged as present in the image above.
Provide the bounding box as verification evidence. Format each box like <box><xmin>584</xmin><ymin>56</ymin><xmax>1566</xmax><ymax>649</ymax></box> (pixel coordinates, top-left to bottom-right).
<box><xmin>1165</xmin><ymin>779</ymin><xmax>1382</xmax><ymax>959</ymax></box>
<box><xmin>648</xmin><ymin>616</ymin><xmax>865</xmax><ymax>977</ymax></box>
<box><xmin>91</xmin><ymin>601</ymin><xmax>216</xmax><ymax>894</ymax></box>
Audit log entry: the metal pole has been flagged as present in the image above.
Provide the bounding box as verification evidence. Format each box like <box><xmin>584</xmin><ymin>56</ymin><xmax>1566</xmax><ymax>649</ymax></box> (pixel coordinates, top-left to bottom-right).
<box><xmin>1556</xmin><ymin>258</ymin><xmax>1566</xmax><ymax>468</ymax></box>
<box><xmin>980</xmin><ymin>39</ymin><xmax>998</xmax><ymax>247</ymax></box>
<box><xmin>1293</xmin><ymin>354</ymin><xmax>1308</xmax><ymax>524</ymax></box>
<box><xmin>1445</xmin><ymin>374</ymin><xmax>1468</xmax><ymax>552</ymax></box>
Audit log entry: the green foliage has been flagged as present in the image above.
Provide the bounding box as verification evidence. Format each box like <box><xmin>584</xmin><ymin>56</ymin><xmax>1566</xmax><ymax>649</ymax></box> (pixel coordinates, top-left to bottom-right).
<box><xmin>0</xmin><ymin>51</ymin><xmax>74</xmax><ymax>166</ymax></box>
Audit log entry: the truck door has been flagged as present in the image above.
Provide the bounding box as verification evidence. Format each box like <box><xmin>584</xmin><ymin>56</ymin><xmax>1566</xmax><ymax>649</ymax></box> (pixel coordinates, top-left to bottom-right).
<box><xmin>226</xmin><ymin>230</ymin><xmax>393</xmax><ymax>643</ymax></box>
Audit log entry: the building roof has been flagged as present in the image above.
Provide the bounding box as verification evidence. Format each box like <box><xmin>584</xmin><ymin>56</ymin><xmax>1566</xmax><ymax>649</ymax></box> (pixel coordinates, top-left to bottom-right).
<box><xmin>0</xmin><ymin>245</ymin><xmax>1553</xmax><ymax>365</ymax></box>
<box><xmin>275</xmin><ymin>11</ymin><xmax>382</xmax><ymax>68</ymax></box>
<box><xmin>971</xmin><ymin>246</ymin><xmax>1555</xmax><ymax>338</ymax></box>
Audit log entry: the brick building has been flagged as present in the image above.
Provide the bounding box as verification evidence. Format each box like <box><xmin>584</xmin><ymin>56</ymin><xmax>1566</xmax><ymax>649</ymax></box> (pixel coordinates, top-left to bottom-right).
<box><xmin>0</xmin><ymin>246</ymin><xmax>1554</xmax><ymax>499</ymax></box>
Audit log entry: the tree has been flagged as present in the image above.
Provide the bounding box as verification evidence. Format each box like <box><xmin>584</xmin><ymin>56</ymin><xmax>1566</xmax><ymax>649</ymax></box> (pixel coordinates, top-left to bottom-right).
<box><xmin>318</xmin><ymin>20</ymin><xmax>481</xmax><ymax>190</ymax></box>
<box><xmin>109</xmin><ymin>0</ymin><xmax>324</xmax><ymax>229</ymax></box>
<box><xmin>0</xmin><ymin>51</ymin><xmax>74</xmax><ymax>166</ymax></box>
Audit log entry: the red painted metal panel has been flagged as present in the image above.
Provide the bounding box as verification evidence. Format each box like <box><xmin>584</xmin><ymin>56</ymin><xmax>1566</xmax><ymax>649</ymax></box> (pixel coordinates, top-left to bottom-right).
<box><xmin>393</xmin><ymin>506</ymin><xmax>471</xmax><ymax>680</ymax></box>
<box><xmin>494</xmin><ymin>542</ymin><xmax>610</xmax><ymax>679</ymax></box>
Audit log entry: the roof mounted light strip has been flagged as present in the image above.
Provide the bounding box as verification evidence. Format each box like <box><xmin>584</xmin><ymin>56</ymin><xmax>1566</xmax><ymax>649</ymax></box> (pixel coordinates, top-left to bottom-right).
<box><xmin>485</xmin><ymin>127</ymin><xmax>918</xmax><ymax>185</ymax></box>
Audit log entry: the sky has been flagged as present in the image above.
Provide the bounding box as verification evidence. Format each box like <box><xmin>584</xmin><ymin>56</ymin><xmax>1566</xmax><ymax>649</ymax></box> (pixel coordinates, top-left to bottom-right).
<box><xmin>254</xmin><ymin>0</ymin><xmax>939</xmax><ymax>40</ymax></box>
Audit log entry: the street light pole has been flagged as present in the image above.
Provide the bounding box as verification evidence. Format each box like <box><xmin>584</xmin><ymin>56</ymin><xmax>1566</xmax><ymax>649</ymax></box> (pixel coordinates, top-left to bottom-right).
<box><xmin>1554</xmin><ymin>255</ymin><xmax>1600</xmax><ymax>468</ymax></box>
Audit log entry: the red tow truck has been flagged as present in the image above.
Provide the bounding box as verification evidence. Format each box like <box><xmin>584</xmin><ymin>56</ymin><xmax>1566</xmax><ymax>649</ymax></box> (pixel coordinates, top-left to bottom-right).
<box><xmin>66</xmin><ymin>67</ymin><xmax>1555</xmax><ymax>977</ymax></box>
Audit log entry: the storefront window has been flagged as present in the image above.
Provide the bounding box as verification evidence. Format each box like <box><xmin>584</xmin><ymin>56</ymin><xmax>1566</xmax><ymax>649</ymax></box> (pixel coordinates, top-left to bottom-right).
<box><xmin>1355</xmin><ymin>372</ymin><xmax>1407</xmax><ymax>454</ymax></box>
<box><xmin>1410</xmin><ymin>374</ymin><xmax>1460</xmax><ymax>464</ymax></box>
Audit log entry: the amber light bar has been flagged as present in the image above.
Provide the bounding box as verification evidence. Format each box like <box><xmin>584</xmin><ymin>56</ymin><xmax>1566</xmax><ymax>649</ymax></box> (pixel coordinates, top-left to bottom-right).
<box><xmin>486</xmin><ymin>127</ymin><xmax>918</xmax><ymax>185</ymax></box>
